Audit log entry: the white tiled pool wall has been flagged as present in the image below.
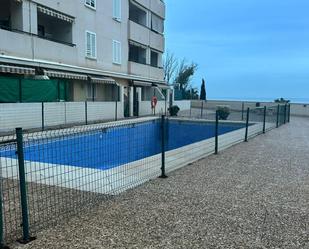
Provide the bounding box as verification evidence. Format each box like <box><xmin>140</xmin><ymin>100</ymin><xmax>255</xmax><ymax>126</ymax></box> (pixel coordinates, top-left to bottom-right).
<box><xmin>0</xmin><ymin>118</ymin><xmax>276</xmax><ymax>195</ymax></box>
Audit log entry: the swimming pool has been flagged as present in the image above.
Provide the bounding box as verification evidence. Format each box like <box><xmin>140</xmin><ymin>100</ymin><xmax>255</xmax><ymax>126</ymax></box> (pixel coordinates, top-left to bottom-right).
<box><xmin>0</xmin><ymin>119</ymin><xmax>246</xmax><ymax>170</ymax></box>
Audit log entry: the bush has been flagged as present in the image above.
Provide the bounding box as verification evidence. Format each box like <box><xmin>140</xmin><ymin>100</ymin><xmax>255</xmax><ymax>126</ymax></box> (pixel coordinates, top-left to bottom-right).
<box><xmin>168</xmin><ymin>105</ymin><xmax>180</xmax><ymax>116</ymax></box>
<box><xmin>217</xmin><ymin>106</ymin><xmax>230</xmax><ymax>120</ymax></box>
<box><xmin>256</xmin><ymin>102</ymin><xmax>261</xmax><ymax>107</ymax></box>
<box><xmin>274</xmin><ymin>98</ymin><xmax>290</xmax><ymax>104</ymax></box>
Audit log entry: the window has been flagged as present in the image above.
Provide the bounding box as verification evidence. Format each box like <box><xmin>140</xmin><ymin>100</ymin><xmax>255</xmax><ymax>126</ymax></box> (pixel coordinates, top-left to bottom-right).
<box><xmin>129</xmin><ymin>43</ymin><xmax>147</xmax><ymax>64</ymax></box>
<box><xmin>87</xmin><ymin>84</ymin><xmax>97</xmax><ymax>99</ymax></box>
<box><xmin>113</xmin><ymin>40</ymin><xmax>122</xmax><ymax>65</ymax></box>
<box><xmin>151</xmin><ymin>14</ymin><xmax>164</xmax><ymax>34</ymax></box>
<box><xmin>85</xmin><ymin>0</ymin><xmax>96</xmax><ymax>9</ymax></box>
<box><xmin>150</xmin><ymin>51</ymin><xmax>159</xmax><ymax>67</ymax></box>
<box><xmin>86</xmin><ymin>31</ymin><xmax>96</xmax><ymax>59</ymax></box>
<box><xmin>113</xmin><ymin>0</ymin><xmax>121</xmax><ymax>21</ymax></box>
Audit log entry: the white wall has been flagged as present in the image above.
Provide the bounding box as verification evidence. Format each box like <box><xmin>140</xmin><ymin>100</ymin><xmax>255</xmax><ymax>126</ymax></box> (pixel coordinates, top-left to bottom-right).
<box><xmin>0</xmin><ymin>103</ymin><xmax>42</xmax><ymax>131</ymax></box>
<box><xmin>0</xmin><ymin>101</ymin><xmax>124</xmax><ymax>133</ymax></box>
<box><xmin>139</xmin><ymin>101</ymin><xmax>166</xmax><ymax>116</ymax></box>
<box><xmin>191</xmin><ymin>100</ymin><xmax>309</xmax><ymax>117</ymax></box>
<box><xmin>290</xmin><ymin>103</ymin><xmax>309</xmax><ymax>117</ymax></box>
<box><xmin>174</xmin><ymin>100</ymin><xmax>191</xmax><ymax>111</ymax></box>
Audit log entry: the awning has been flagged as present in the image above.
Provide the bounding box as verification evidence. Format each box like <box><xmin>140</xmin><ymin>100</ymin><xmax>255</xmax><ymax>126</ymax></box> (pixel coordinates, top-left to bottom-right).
<box><xmin>129</xmin><ymin>41</ymin><xmax>147</xmax><ymax>49</ymax></box>
<box><xmin>44</xmin><ymin>70</ymin><xmax>88</xmax><ymax>80</ymax></box>
<box><xmin>89</xmin><ymin>77</ymin><xmax>116</xmax><ymax>85</ymax></box>
<box><xmin>37</xmin><ymin>5</ymin><xmax>74</xmax><ymax>23</ymax></box>
<box><xmin>0</xmin><ymin>64</ymin><xmax>35</xmax><ymax>75</ymax></box>
<box><xmin>153</xmin><ymin>83</ymin><xmax>171</xmax><ymax>90</ymax></box>
<box><xmin>133</xmin><ymin>81</ymin><xmax>152</xmax><ymax>87</ymax></box>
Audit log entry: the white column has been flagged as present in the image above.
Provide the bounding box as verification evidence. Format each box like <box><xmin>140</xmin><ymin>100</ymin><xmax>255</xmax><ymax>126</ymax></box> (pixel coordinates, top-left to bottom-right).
<box><xmin>129</xmin><ymin>87</ymin><xmax>134</xmax><ymax>117</ymax></box>
<box><xmin>117</xmin><ymin>85</ymin><xmax>124</xmax><ymax>119</ymax></box>
<box><xmin>137</xmin><ymin>87</ymin><xmax>142</xmax><ymax>116</ymax></box>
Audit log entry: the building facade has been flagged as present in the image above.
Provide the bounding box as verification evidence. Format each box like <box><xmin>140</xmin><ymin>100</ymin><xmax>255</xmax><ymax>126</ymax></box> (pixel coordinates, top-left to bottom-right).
<box><xmin>0</xmin><ymin>0</ymin><xmax>169</xmax><ymax>117</ymax></box>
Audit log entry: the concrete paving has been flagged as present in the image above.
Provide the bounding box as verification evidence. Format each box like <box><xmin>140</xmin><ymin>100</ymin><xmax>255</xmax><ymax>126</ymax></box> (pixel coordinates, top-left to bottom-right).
<box><xmin>15</xmin><ymin>117</ymin><xmax>309</xmax><ymax>249</ymax></box>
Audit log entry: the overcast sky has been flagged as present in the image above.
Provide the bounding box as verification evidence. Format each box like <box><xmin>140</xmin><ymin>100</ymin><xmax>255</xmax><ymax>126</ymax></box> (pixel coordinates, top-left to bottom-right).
<box><xmin>165</xmin><ymin>0</ymin><xmax>309</xmax><ymax>101</ymax></box>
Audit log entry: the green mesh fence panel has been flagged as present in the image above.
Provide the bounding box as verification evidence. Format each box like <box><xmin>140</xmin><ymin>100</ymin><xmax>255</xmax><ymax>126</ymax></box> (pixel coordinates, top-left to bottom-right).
<box><xmin>0</xmin><ymin>76</ymin><xmax>69</xmax><ymax>103</ymax></box>
<box><xmin>0</xmin><ymin>76</ymin><xmax>20</xmax><ymax>103</ymax></box>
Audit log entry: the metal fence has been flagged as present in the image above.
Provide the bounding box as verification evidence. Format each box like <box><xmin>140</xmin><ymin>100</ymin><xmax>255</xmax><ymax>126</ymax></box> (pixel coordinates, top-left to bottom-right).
<box><xmin>0</xmin><ymin>104</ymin><xmax>290</xmax><ymax>247</ymax></box>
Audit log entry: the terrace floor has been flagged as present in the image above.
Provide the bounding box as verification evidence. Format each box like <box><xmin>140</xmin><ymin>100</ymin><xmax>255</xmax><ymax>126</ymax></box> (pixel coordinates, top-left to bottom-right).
<box><xmin>15</xmin><ymin>117</ymin><xmax>309</xmax><ymax>249</ymax></box>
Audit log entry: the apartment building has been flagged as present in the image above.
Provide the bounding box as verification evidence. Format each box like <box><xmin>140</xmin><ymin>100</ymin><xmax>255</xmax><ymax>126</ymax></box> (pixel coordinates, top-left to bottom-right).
<box><xmin>0</xmin><ymin>0</ymin><xmax>169</xmax><ymax>117</ymax></box>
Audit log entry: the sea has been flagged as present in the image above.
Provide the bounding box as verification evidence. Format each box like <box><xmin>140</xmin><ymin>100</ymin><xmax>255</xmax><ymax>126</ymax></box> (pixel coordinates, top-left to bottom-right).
<box><xmin>208</xmin><ymin>97</ymin><xmax>309</xmax><ymax>104</ymax></box>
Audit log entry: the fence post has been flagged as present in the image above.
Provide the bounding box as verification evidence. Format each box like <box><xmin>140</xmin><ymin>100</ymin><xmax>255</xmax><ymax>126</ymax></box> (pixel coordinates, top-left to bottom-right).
<box><xmin>241</xmin><ymin>102</ymin><xmax>245</xmax><ymax>121</ymax></box>
<box><xmin>245</xmin><ymin>108</ymin><xmax>250</xmax><ymax>142</ymax></box>
<box><xmin>276</xmin><ymin>104</ymin><xmax>280</xmax><ymax>128</ymax></box>
<box><xmin>41</xmin><ymin>102</ymin><xmax>45</xmax><ymax>131</ymax></box>
<box><xmin>64</xmin><ymin>102</ymin><xmax>67</xmax><ymax>125</ymax></box>
<box><xmin>115</xmin><ymin>101</ymin><xmax>118</xmax><ymax>121</ymax></box>
<box><xmin>263</xmin><ymin>106</ymin><xmax>266</xmax><ymax>133</ymax></box>
<box><xmin>85</xmin><ymin>101</ymin><xmax>88</xmax><ymax>125</ymax></box>
<box><xmin>288</xmin><ymin>104</ymin><xmax>291</xmax><ymax>123</ymax></box>
<box><xmin>215</xmin><ymin>110</ymin><xmax>219</xmax><ymax>154</ymax></box>
<box><xmin>284</xmin><ymin>104</ymin><xmax>287</xmax><ymax>124</ymax></box>
<box><xmin>16</xmin><ymin>128</ymin><xmax>31</xmax><ymax>243</ymax></box>
<box><xmin>159</xmin><ymin>115</ymin><xmax>167</xmax><ymax>179</ymax></box>
<box><xmin>200</xmin><ymin>101</ymin><xmax>204</xmax><ymax>118</ymax></box>
<box><xmin>0</xmin><ymin>190</ymin><xmax>7</xmax><ymax>249</ymax></box>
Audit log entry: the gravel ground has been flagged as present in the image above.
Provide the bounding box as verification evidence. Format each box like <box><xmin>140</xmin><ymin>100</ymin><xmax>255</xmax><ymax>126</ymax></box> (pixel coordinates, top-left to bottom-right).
<box><xmin>13</xmin><ymin>117</ymin><xmax>309</xmax><ymax>249</ymax></box>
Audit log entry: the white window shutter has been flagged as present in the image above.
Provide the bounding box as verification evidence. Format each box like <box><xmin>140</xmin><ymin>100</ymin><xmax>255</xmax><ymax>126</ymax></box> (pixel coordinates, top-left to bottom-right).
<box><xmin>113</xmin><ymin>0</ymin><xmax>121</xmax><ymax>20</ymax></box>
<box><xmin>91</xmin><ymin>33</ymin><xmax>96</xmax><ymax>58</ymax></box>
<box><xmin>86</xmin><ymin>31</ymin><xmax>96</xmax><ymax>58</ymax></box>
<box><xmin>86</xmin><ymin>32</ymin><xmax>91</xmax><ymax>57</ymax></box>
<box><xmin>113</xmin><ymin>40</ymin><xmax>121</xmax><ymax>64</ymax></box>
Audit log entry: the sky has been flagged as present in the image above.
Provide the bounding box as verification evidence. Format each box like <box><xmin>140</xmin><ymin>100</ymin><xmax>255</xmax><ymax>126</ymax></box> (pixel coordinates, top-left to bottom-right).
<box><xmin>165</xmin><ymin>0</ymin><xmax>309</xmax><ymax>101</ymax></box>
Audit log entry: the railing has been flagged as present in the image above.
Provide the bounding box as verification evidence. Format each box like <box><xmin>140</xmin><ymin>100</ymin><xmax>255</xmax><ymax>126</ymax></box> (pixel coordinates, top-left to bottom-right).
<box><xmin>0</xmin><ymin>105</ymin><xmax>290</xmax><ymax>247</ymax></box>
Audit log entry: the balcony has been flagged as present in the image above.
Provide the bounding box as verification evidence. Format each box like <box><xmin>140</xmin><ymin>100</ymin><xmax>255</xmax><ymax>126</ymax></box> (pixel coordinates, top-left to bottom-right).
<box><xmin>0</xmin><ymin>29</ymin><xmax>33</xmax><ymax>59</ymax></box>
<box><xmin>128</xmin><ymin>61</ymin><xmax>150</xmax><ymax>78</ymax></box>
<box><xmin>37</xmin><ymin>5</ymin><xmax>74</xmax><ymax>46</ymax></box>
<box><xmin>0</xmin><ymin>28</ymin><xmax>77</xmax><ymax>65</ymax></box>
<box><xmin>129</xmin><ymin>21</ymin><xmax>149</xmax><ymax>47</ymax></box>
<box><xmin>129</xmin><ymin>20</ymin><xmax>164</xmax><ymax>52</ymax></box>
<box><xmin>150</xmin><ymin>30</ymin><xmax>165</xmax><ymax>52</ymax></box>
<box><xmin>150</xmin><ymin>66</ymin><xmax>164</xmax><ymax>80</ymax></box>
<box><xmin>128</xmin><ymin>61</ymin><xmax>164</xmax><ymax>81</ymax></box>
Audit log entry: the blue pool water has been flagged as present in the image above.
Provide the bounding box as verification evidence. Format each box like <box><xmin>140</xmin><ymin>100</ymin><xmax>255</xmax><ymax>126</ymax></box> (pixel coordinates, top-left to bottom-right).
<box><xmin>0</xmin><ymin>120</ymin><xmax>246</xmax><ymax>170</ymax></box>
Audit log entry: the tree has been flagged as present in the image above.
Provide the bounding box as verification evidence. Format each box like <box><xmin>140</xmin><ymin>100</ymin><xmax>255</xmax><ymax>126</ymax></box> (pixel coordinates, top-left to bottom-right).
<box><xmin>200</xmin><ymin>78</ymin><xmax>206</xmax><ymax>100</ymax></box>
<box><xmin>174</xmin><ymin>59</ymin><xmax>198</xmax><ymax>97</ymax></box>
<box><xmin>188</xmin><ymin>88</ymin><xmax>199</xmax><ymax>99</ymax></box>
<box><xmin>163</xmin><ymin>51</ymin><xmax>178</xmax><ymax>85</ymax></box>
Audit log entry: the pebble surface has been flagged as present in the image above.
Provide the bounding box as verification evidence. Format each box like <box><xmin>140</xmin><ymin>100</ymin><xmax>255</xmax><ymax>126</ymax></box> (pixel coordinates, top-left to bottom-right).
<box><xmin>14</xmin><ymin>117</ymin><xmax>309</xmax><ymax>249</ymax></box>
